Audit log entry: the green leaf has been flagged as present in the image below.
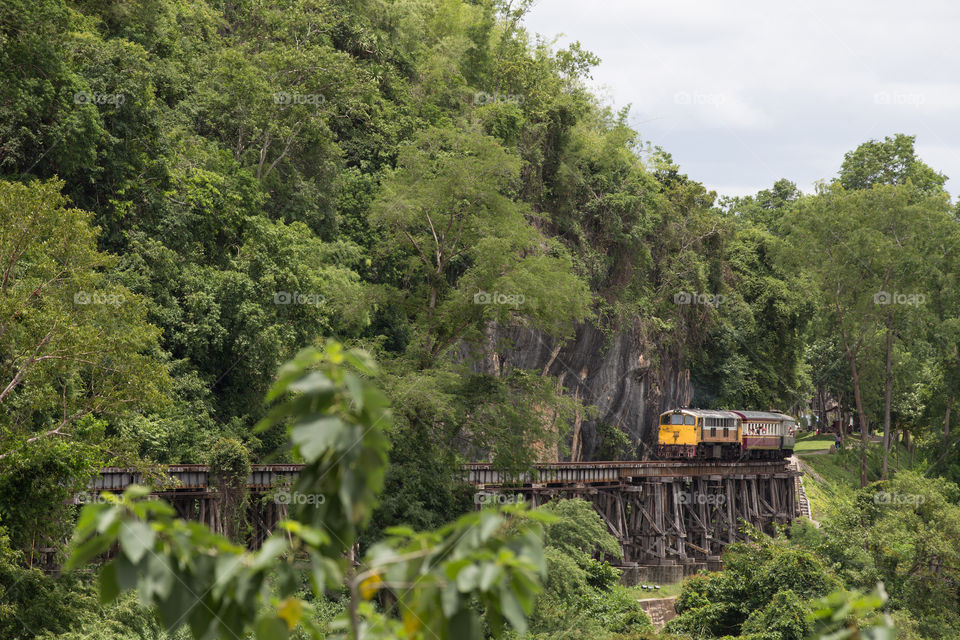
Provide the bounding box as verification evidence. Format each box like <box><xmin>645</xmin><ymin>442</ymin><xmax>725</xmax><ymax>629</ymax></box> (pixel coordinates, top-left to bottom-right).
<box><xmin>213</xmin><ymin>554</ymin><xmax>245</xmax><ymax>598</ymax></box>
<box><xmin>344</xmin><ymin>373</ymin><xmax>364</xmax><ymax>411</ymax></box>
<box><xmin>447</xmin><ymin>608</ymin><xmax>481</xmax><ymax>640</ymax></box>
<box><xmin>113</xmin><ymin>554</ymin><xmax>141</xmax><ymax>591</ymax></box>
<box><xmin>99</xmin><ymin>560</ymin><xmax>121</xmax><ymax>603</ymax></box>
<box><xmin>75</xmin><ymin>502</ymin><xmax>107</xmax><ymax>536</ymax></box>
<box><xmin>65</xmin><ymin>532</ymin><xmax>115</xmax><ymax>570</ymax></box>
<box><xmin>124</xmin><ymin>485</ymin><xmax>152</xmax><ymax>501</ymax></box>
<box><xmin>456</xmin><ymin>564</ymin><xmax>480</xmax><ymax>592</ymax></box>
<box><xmin>156</xmin><ymin>569</ymin><xmax>196</xmax><ymax>632</ymax></box>
<box><xmin>94</xmin><ymin>505</ymin><xmax>122</xmax><ymax>535</ymax></box>
<box><xmin>288</xmin><ymin>371</ymin><xmax>336</xmax><ymax>396</ymax></box>
<box><xmin>279</xmin><ymin>520</ymin><xmax>329</xmax><ymax>548</ymax></box>
<box><xmin>120</xmin><ymin>520</ymin><xmax>155</xmax><ymax>564</ymax></box>
<box><xmin>144</xmin><ymin>553</ymin><xmax>175</xmax><ymax>601</ymax></box>
<box><xmin>441</xmin><ymin>581</ymin><xmax>460</xmax><ymax>617</ymax></box>
<box><xmin>267</xmin><ymin>348</ymin><xmax>324</xmax><ymax>401</ymax></box>
<box><xmin>251</xmin><ymin>535</ymin><xmax>288</xmax><ymax>571</ymax></box>
<box><xmin>256</xmin><ymin>616</ymin><xmax>289</xmax><ymax>640</ymax></box>
<box><xmin>291</xmin><ymin>415</ymin><xmax>344</xmax><ymax>461</ymax></box>
<box><xmin>499</xmin><ymin>588</ymin><xmax>527</xmax><ymax>634</ymax></box>
<box><xmin>478</xmin><ymin>563</ymin><xmax>501</xmax><ymax>591</ymax></box>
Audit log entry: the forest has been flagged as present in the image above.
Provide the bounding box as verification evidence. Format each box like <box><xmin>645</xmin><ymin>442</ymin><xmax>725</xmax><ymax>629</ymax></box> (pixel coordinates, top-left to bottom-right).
<box><xmin>2</xmin><ymin>0</ymin><xmax>960</xmax><ymax>638</ymax></box>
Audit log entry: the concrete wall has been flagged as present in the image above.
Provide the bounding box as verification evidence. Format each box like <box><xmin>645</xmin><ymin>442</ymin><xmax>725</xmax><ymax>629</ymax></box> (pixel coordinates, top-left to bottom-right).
<box><xmin>638</xmin><ymin>597</ymin><xmax>678</xmax><ymax>629</ymax></box>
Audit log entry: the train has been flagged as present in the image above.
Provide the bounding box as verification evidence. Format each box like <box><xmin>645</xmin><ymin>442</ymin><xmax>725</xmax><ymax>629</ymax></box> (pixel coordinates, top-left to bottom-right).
<box><xmin>656</xmin><ymin>408</ymin><xmax>797</xmax><ymax>461</ymax></box>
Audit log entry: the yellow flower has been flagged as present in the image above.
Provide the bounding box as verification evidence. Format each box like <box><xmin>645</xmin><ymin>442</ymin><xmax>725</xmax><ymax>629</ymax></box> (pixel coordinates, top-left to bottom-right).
<box><xmin>276</xmin><ymin>597</ymin><xmax>303</xmax><ymax>630</ymax></box>
<box><xmin>359</xmin><ymin>573</ymin><xmax>383</xmax><ymax>600</ymax></box>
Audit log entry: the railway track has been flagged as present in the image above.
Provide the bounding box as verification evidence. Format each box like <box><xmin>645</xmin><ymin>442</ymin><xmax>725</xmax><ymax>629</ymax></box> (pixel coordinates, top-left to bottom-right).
<box><xmin>92</xmin><ymin>459</ymin><xmax>794</xmax><ymax>494</ymax></box>
<box><xmin>464</xmin><ymin>460</ymin><xmax>795</xmax><ymax>487</ymax></box>
<box><xmin>92</xmin><ymin>464</ymin><xmax>304</xmax><ymax>493</ymax></box>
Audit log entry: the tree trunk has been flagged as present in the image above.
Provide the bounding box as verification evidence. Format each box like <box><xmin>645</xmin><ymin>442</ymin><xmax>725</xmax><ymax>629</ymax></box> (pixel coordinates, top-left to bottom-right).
<box><xmin>817</xmin><ymin>387</ymin><xmax>828</xmax><ymax>432</ymax></box>
<box><xmin>882</xmin><ymin>320</ymin><xmax>893</xmax><ymax>479</ymax></box>
<box><xmin>946</xmin><ymin>396</ymin><xmax>953</xmax><ymax>438</ymax></box>
<box><xmin>851</xmin><ymin>386</ymin><xmax>868</xmax><ymax>487</ymax></box>
<box><xmin>842</xmin><ymin>336</ymin><xmax>869</xmax><ymax>487</ymax></box>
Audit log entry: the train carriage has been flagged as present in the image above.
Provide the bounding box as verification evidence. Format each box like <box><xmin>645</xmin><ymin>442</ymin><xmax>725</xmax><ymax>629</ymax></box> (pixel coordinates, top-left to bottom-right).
<box><xmin>776</xmin><ymin>412</ymin><xmax>797</xmax><ymax>453</ymax></box>
<box><xmin>657</xmin><ymin>407</ymin><xmax>798</xmax><ymax>461</ymax></box>
<box><xmin>657</xmin><ymin>408</ymin><xmax>741</xmax><ymax>460</ymax></box>
<box><xmin>728</xmin><ymin>410</ymin><xmax>796</xmax><ymax>460</ymax></box>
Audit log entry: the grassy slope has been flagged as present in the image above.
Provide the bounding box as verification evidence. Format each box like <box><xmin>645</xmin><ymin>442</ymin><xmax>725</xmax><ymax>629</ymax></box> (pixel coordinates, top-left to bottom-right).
<box><xmin>799</xmin><ymin>435</ymin><xmax>921</xmax><ymax>520</ymax></box>
<box><xmin>794</xmin><ymin>432</ymin><xmax>835</xmax><ymax>452</ymax></box>
<box><xmin>627</xmin><ymin>582</ymin><xmax>686</xmax><ymax>599</ymax></box>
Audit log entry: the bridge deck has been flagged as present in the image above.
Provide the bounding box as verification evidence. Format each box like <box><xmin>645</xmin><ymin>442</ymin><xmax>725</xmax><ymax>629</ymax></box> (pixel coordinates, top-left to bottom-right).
<box><xmin>93</xmin><ymin>464</ymin><xmax>304</xmax><ymax>493</ymax></box>
<box><xmin>93</xmin><ymin>460</ymin><xmax>794</xmax><ymax>493</ymax></box>
<box><xmin>464</xmin><ymin>460</ymin><xmax>795</xmax><ymax>487</ymax></box>
<box><xmin>90</xmin><ymin>461</ymin><xmax>799</xmax><ymax>566</ymax></box>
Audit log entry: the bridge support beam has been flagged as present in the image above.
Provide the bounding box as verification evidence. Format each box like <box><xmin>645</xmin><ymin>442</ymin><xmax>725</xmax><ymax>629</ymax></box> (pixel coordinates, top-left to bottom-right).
<box><xmin>473</xmin><ymin>466</ymin><xmax>798</xmax><ymax>570</ymax></box>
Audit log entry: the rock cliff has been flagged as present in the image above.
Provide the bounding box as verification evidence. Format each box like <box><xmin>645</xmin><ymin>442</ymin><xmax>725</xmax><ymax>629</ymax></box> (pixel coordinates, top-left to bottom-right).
<box><xmin>465</xmin><ymin>323</ymin><xmax>694</xmax><ymax>460</ymax></box>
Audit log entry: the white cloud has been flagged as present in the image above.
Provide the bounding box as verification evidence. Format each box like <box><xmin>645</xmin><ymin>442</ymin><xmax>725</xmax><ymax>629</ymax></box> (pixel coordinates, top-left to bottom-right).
<box><xmin>523</xmin><ymin>0</ymin><xmax>960</xmax><ymax>199</ymax></box>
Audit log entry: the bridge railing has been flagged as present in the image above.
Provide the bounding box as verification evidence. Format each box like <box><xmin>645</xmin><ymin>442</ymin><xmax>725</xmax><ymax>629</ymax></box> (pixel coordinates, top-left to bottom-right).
<box><xmin>92</xmin><ymin>460</ymin><xmax>795</xmax><ymax>493</ymax></box>
<box><xmin>92</xmin><ymin>464</ymin><xmax>305</xmax><ymax>493</ymax></box>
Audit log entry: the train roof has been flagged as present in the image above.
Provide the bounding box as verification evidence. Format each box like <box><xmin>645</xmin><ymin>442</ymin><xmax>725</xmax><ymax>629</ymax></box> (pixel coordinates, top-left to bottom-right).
<box><xmin>660</xmin><ymin>408</ymin><xmax>740</xmax><ymax>420</ymax></box>
<box><xmin>727</xmin><ymin>410</ymin><xmax>791</xmax><ymax>421</ymax></box>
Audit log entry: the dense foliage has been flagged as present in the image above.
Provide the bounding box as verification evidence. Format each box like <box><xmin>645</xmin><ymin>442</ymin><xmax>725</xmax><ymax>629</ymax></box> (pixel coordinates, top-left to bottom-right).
<box><xmin>3</xmin><ymin>0</ymin><xmax>960</xmax><ymax>638</ymax></box>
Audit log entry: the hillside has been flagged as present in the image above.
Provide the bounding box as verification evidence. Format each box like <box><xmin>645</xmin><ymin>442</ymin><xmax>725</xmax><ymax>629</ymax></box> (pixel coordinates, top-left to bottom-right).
<box><xmin>3</xmin><ymin>1</ymin><xmax>960</xmax><ymax>639</ymax></box>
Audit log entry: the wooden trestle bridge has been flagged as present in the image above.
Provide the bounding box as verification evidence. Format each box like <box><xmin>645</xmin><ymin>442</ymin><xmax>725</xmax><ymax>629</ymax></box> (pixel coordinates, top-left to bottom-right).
<box><xmin>465</xmin><ymin>460</ymin><xmax>799</xmax><ymax>581</ymax></box>
<box><xmin>92</xmin><ymin>460</ymin><xmax>799</xmax><ymax>580</ymax></box>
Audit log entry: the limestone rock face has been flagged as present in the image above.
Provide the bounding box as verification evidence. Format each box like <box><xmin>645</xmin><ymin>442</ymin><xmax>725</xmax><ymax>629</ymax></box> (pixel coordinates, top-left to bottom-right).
<box><xmin>464</xmin><ymin>323</ymin><xmax>693</xmax><ymax>460</ymax></box>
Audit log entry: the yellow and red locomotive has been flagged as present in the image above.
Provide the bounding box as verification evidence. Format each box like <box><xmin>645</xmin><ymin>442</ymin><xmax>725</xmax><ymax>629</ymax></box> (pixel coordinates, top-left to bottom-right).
<box><xmin>656</xmin><ymin>408</ymin><xmax>796</xmax><ymax>460</ymax></box>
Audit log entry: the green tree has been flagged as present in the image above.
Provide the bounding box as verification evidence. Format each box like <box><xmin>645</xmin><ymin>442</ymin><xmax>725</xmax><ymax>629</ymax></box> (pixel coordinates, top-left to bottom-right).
<box><xmin>67</xmin><ymin>341</ymin><xmax>547</xmax><ymax>640</ymax></box>
<box><xmin>523</xmin><ymin>499</ymin><xmax>653</xmax><ymax>638</ymax></box>
<box><xmin>780</xmin><ymin>183</ymin><xmax>943</xmax><ymax>485</ymax></box>
<box><xmin>0</xmin><ymin>179</ymin><xmax>168</xmax><ymax>562</ymax></box>
<box><xmin>0</xmin><ymin>179</ymin><xmax>167</xmax><ymax>439</ymax></box>
<box><xmin>838</xmin><ymin>134</ymin><xmax>947</xmax><ymax>198</ymax></box>
<box><xmin>371</xmin><ymin>124</ymin><xmax>592</xmax><ymax>365</ymax></box>
<box><xmin>207</xmin><ymin>438</ymin><xmax>251</xmax><ymax>541</ymax></box>
<box><xmin>667</xmin><ymin>528</ymin><xmax>840</xmax><ymax>639</ymax></box>
<box><xmin>800</xmin><ymin>471</ymin><xmax>960</xmax><ymax>639</ymax></box>
<box><xmin>0</xmin><ymin>0</ymin><xmax>102</xmax><ymax>179</ymax></box>
<box><xmin>836</xmin><ymin>134</ymin><xmax>953</xmax><ymax>477</ymax></box>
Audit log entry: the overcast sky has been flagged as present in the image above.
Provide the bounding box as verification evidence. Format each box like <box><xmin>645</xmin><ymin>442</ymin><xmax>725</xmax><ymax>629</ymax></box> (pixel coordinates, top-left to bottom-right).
<box><xmin>522</xmin><ymin>0</ymin><xmax>960</xmax><ymax>201</ymax></box>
